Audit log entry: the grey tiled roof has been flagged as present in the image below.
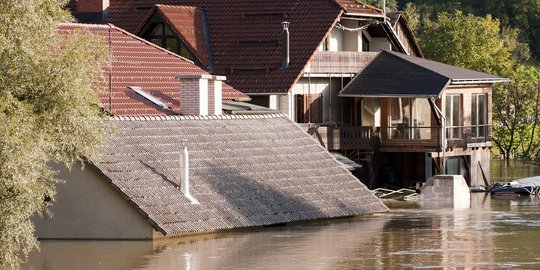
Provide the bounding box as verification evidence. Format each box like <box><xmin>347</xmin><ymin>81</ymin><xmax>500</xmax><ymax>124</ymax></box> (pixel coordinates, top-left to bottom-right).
<box><xmin>340</xmin><ymin>50</ymin><xmax>508</xmax><ymax>97</ymax></box>
<box><xmin>93</xmin><ymin>114</ymin><xmax>388</xmax><ymax>236</ymax></box>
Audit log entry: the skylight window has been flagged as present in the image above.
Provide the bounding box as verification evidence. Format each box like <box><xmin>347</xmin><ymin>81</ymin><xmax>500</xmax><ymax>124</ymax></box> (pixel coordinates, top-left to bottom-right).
<box><xmin>129</xmin><ymin>86</ymin><xmax>170</xmax><ymax>110</ymax></box>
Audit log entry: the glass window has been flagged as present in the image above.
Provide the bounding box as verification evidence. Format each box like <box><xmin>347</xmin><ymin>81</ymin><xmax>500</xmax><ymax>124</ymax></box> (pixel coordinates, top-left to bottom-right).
<box><xmin>472</xmin><ymin>94</ymin><xmax>487</xmax><ymax>137</ymax></box>
<box><xmin>445</xmin><ymin>94</ymin><xmax>462</xmax><ymax>139</ymax></box>
<box><xmin>143</xmin><ymin>22</ymin><xmax>199</xmax><ymax>65</ymax></box>
<box><xmin>361</xmin><ymin>98</ymin><xmax>380</xmax><ymax>127</ymax></box>
<box><xmin>362</xmin><ymin>34</ymin><xmax>370</xmax><ymax>52</ymax></box>
<box><xmin>150</xmin><ymin>24</ymin><xmax>164</xmax><ymax>35</ymax></box>
<box><xmin>388</xmin><ymin>98</ymin><xmax>431</xmax><ymax>140</ymax></box>
<box><xmin>165</xmin><ymin>38</ymin><xmax>178</xmax><ymax>53</ymax></box>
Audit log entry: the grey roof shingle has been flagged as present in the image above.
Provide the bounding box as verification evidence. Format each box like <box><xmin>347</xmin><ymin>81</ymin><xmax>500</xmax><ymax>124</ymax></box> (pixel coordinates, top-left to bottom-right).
<box><xmin>93</xmin><ymin>114</ymin><xmax>388</xmax><ymax>236</ymax></box>
<box><xmin>340</xmin><ymin>50</ymin><xmax>509</xmax><ymax>97</ymax></box>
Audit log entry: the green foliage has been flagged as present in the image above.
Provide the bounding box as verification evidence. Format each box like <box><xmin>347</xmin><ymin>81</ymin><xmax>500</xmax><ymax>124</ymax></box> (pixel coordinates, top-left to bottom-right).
<box><xmin>400</xmin><ymin>0</ymin><xmax>540</xmax><ymax>62</ymax></box>
<box><xmin>0</xmin><ymin>0</ymin><xmax>106</xmax><ymax>267</ymax></box>
<box><xmin>401</xmin><ymin>4</ymin><xmax>540</xmax><ymax>160</ymax></box>
<box><xmin>417</xmin><ymin>11</ymin><xmax>512</xmax><ymax>75</ymax></box>
<box><xmin>492</xmin><ymin>66</ymin><xmax>540</xmax><ymax>159</ymax></box>
<box><xmin>362</xmin><ymin>0</ymin><xmax>399</xmax><ymax>12</ymax></box>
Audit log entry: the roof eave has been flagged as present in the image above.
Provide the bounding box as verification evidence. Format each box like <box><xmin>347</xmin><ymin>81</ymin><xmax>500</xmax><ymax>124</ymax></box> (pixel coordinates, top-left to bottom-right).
<box><xmin>342</xmin><ymin>12</ymin><xmax>386</xmax><ymax>19</ymax></box>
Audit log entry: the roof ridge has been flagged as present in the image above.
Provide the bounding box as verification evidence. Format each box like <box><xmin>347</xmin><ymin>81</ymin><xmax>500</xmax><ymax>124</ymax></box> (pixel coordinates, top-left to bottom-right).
<box><xmin>108</xmin><ymin>113</ymin><xmax>287</xmax><ymax>121</ymax></box>
<box><xmin>381</xmin><ymin>50</ymin><xmax>452</xmax><ymax>81</ymax></box>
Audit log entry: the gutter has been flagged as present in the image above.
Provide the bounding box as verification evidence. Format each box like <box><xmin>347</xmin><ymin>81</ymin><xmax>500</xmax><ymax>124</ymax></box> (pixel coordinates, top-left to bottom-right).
<box><xmin>450</xmin><ymin>78</ymin><xmax>511</xmax><ymax>84</ymax></box>
<box><xmin>343</xmin><ymin>12</ymin><xmax>386</xmax><ymax>19</ymax></box>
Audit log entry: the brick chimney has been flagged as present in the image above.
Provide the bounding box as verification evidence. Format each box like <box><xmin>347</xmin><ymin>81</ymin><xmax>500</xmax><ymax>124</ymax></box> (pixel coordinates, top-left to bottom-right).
<box><xmin>176</xmin><ymin>74</ymin><xmax>225</xmax><ymax>116</ymax></box>
<box><xmin>76</xmin><ymin>0</ymin><xmax>110</xmax><ymax>23</ymax></box>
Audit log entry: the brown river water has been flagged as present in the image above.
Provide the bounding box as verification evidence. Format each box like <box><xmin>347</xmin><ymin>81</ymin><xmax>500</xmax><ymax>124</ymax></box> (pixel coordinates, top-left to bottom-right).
<box><xmin>21</xmin><ymin>160</ymin><xmax>540</xmax><ymax>270</ymax></box>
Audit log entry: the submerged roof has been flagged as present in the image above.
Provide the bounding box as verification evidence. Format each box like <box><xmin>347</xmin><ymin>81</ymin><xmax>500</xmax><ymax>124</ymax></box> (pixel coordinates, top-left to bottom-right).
<box><xmin>93</xmin><ymin>114</ymin><xmax>388</xmax><ymax>236</ymax></box>
<box><xmin>340</xmin><ymin>50</ymin><xmax>509</xmax><ymax>97</ymax></box>
<box><xmin>106</xmin><ymin>0</ymin><xmax>345</xmax><ymax>94</ymax></box>
<box><xmin>59</xmin><ymin>23</ymin><xmax>247</xmax><ymax>116</ymax></box>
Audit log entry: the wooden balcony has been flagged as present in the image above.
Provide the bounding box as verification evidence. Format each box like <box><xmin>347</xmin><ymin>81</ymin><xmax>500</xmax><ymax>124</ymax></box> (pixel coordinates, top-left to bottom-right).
<box><xmin>446</xmin><ymin>125</ymin><xmax>492</xmax><ymax>148</ymax></box>
<box><xmin>306</xmin><ymin>51</ymin><xmax>378</xmax><ymax>74</ymax></box>
<box><xmin>302</xmin><ymin>124</ymin><xmax>373</xmax><ymax>151</ymax></box>
<box><xmin>302</xmin><ymin>124</ymin><xmax>492</xmax><ymax>152</ymax></box>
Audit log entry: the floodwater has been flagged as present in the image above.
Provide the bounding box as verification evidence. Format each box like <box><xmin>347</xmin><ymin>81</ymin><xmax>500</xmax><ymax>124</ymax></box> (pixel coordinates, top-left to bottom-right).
<box><xmin>22</xmin><ymin>160</ymin><xmax>540</xmax><ymax>270</ymax></box>
<box><xmin>491</xmin><ymin>159</ymin><xmax>540</xmax><ymax>182</ymax></box>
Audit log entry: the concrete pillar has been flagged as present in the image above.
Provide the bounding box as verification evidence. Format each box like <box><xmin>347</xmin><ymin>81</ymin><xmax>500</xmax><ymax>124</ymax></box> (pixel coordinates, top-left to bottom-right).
<box><xmin>420</xmin><ymin>175</ymin><xmax>471</xmax><ymax>208</ymax></box>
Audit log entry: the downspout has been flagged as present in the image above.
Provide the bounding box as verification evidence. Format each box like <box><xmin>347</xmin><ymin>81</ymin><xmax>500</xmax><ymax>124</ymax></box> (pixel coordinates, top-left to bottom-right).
<box><xmin>181</xmin><ymin>140</ymin><xmax>199</xmax><ymax>204</ymax></box>
<box><xmin>429</xmin><ymin>97</ymin><xmax>447</xmax><ymax>174</ymax></box>
<box><xmin>108</xmin><ymin>25</ymin><xmax>113</xmax><ymax>113</ymax></box>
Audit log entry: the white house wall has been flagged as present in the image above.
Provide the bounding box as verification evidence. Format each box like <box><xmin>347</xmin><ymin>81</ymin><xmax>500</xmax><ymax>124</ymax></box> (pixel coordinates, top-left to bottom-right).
<box><xmin>328</xmin><ymin>28</ymin><xmax>343</xmax><ymax>51</ymax></box>
<box><xmin>370</xmin><ymin>37</ymin><xmax>392</xmax><ymax>51</ymax></box>
<box><xmin>33</xmin><ymin>164</ymin><xmax>154</xmax><ymax>239</ymax></box>
<box><xmin>342</xmin><ymin>20</ymin><xmax>359</xmax><ymax>51</ymax></box>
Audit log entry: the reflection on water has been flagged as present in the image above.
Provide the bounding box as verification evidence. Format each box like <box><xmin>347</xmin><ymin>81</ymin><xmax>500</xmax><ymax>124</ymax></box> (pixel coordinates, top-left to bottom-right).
<box><xmin>491</xmin><ymin>159</ymin><xmax>540</xmax><ymax>182</ymax></box>
<box><xmin>22</xmin><ymin>194</ymin><xmax>540</xmax><ymax>270</ymax></box>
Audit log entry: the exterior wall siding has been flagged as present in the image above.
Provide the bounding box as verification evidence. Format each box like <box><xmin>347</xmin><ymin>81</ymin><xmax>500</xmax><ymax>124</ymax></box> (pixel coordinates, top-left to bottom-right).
<box><xmin>33</xmin><ymin>164</ymin><xmax>154</xmax><ymax>239</ymax></box>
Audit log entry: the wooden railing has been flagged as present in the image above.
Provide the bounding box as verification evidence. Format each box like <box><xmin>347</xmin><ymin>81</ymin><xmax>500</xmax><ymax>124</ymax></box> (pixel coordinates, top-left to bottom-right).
<box><xmin>447</xmin><ymin>125</ymin><xmax>492</xmax><ymax>148</ymax></box>
<box><xmin>306</xmin><ymin>51</ymin><xmax>378</xmax><ymax>74</ymax></box>
<box><xmin>303</xmin><ymin>124</ymin><xmax>373</xmax><ymax>151</ymax></box>
<box><xmin>302</xmin><ymin>124</ymin><xmax>492</xmax><ymax>151</ymax></box>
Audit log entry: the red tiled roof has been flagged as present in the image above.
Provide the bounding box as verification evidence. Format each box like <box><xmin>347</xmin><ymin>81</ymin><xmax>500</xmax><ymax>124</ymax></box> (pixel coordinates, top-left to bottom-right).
<box><xmin>136</xmin><ymin>5</ymin><xmax>211</xmax><ymax>68</ymax></box>
<box><xmin>334</xmin><ymin>0</ymin><xmax>383</xmax><ymax>15</ymax></box>
<box><xmin>107</xmin><ymin>0</ymin><xmax>344</xmax><ymax>94</ymax></box>
<box><xmin>59</xmin><ymin>23</ymin><xmax>247</xmax><ymax>116</ymax></box>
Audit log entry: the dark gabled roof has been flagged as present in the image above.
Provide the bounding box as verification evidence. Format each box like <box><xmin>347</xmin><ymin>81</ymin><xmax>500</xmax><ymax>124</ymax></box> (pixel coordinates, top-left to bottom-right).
<box><xmin>107</xmin><ymin>0</ymin><xmax>345</xmax><ymax>94</ymax></box>
<box><xmin>93</xmin><ymin>114</ymin><xmax>388</xmax><ymax>236</ymax></box>
<box><xmin>136</xmin><ymin>5</ymin><xmax>211</xmax><ymax>68</ymax></box>
<box><xmin>59</xmin><ymin>23</ymin><xmax>248</xmax><ymax>116</ymax></box>
<box><xmin>340</xmin><ymin>50</ymin><xmax>509</xmax><ymax>97</ymax></box>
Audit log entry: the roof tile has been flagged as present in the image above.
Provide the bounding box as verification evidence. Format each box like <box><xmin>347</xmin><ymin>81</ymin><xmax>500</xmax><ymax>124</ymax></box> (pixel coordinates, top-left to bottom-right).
<box><xmin>94</xmin><ymin>115</ymin><xmax>388</xmax><ymax>235</ymax></box>
<box><xmin>59</xmin><ymin>23</ymin><xmax>247</xmax><ymax>116</ymax></box>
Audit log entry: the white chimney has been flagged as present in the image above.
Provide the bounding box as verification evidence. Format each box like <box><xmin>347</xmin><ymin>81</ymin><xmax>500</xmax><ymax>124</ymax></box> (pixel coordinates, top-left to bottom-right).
<box><xmin>176</xmin><ymin>74</ymin><xmax>225</xmax><ymax>116</ymax></box>
<box><xmin>181</xmin><ymin>141</ymin><xmax>199</xmax><ymax>204</ymax></box>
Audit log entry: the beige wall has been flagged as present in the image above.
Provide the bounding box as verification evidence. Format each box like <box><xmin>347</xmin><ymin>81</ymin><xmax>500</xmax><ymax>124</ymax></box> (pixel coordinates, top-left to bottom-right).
<box><xmin>33</xmin><ymin>164</ymin><xmax>154</xmax><ymax>239</ymax></box>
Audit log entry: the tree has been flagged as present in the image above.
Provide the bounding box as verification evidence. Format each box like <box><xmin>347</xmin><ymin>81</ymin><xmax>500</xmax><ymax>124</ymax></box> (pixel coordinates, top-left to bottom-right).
<box><xmin>0</xmin><ymin>0</ymin><xmax>106</xmax><ymax>267</ymax></box>
<box><xmin>403</xmin><ymin>9</ymin><xmax>540</xmax><ymax>159</ymax></box>
<box><xmin>493</xmin><ymin>66</ymin><xmax>540</xmax><ymax>159</ymax></box>
<box><xmin>417</xmin><ymin>11</ymin><xmax>513</xmax><ymax>75</ymax></box>
<box><xmin>363</xmin><ymin>0</ymin><xmax>398</xmax><ymax>12</ymax></box>
<box><xmin>400</xmin><ymin>0</ymin><xmax>540</xmax><ymax>62</ymax></box>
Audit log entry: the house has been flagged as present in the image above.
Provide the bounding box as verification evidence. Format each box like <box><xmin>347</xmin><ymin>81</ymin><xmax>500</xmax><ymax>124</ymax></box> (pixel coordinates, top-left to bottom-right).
<box><xmin>66</xmin><ymin>0</ymin><xmax>510</xmax><ymax>189</ymax></box>
<box><xmin>336</xmin><ymin>50</ymin><xmax>508</xmax><ymax>189</ymax></box>
<box><xmin>33</xmin><ymin>23</ymin><xmax>388</xmax><ymax>239</ymax></box>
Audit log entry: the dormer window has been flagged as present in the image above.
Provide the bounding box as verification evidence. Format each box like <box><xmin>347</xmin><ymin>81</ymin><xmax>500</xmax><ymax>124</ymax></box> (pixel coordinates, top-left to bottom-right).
<box><xmin>143</xmin><ymin>22</ymin><xmax>199</xmax><ymax>64</ymax></box>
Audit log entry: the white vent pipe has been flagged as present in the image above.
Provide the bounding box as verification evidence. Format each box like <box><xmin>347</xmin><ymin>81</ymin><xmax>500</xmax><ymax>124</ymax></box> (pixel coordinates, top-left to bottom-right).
<box><xmin>181</xmin><ymin>141</ymin><xmax>199</xmax><ymax>204</ymax></box>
